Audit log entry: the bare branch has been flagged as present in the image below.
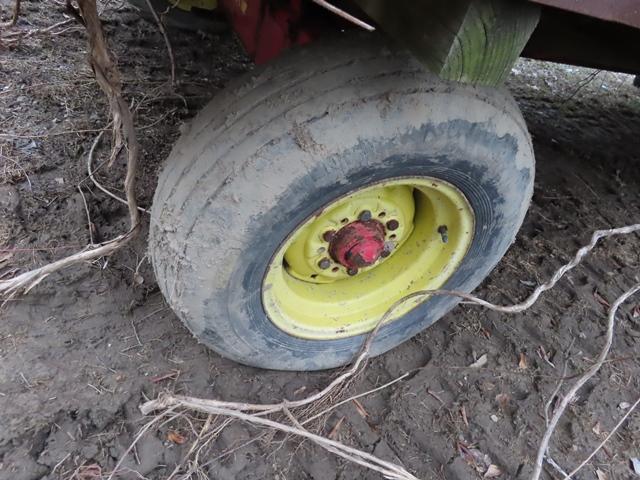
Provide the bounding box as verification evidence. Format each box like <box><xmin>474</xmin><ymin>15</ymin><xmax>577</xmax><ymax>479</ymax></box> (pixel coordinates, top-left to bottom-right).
<box><xmin>310</xmin><ymin>0</ymin><xmax>375</xmax><ymax>31</ymax></box>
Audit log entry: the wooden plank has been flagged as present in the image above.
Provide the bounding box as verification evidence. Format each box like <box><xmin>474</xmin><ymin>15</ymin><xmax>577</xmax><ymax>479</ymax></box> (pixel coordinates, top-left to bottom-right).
<box><xmin>353</xmin><ymin>0</ymin><xmax>540</xmax><ymax>86</ymax></box>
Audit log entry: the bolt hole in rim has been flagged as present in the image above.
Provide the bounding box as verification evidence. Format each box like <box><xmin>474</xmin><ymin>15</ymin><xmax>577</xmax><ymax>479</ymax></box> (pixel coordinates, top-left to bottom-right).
<box><xmin>262</xmin><ymin>177</ymin><xmax>475</xmax><ymax>340</ymax></box>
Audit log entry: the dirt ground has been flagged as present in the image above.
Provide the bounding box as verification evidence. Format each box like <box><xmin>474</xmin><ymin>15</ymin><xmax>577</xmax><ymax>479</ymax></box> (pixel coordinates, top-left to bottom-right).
<box><xmin>1</xmin><ymin>2</ymin><xmax>640</xmax><ymax>480</ymax></box>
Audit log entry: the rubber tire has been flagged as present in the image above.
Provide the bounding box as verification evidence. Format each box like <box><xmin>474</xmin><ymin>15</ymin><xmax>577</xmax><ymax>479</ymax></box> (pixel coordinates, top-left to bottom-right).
<box><xmin>149</xmin><ymin>34</ymin><xmax>535</xmax><ymax>371</ymax></box>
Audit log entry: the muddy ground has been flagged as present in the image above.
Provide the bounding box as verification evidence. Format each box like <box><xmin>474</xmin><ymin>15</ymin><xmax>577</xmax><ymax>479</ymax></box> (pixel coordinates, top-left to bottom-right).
<box><xmin>1</xmin><ymin>2</ymin><xmax>640</xmax><ymax>480</ymax></box>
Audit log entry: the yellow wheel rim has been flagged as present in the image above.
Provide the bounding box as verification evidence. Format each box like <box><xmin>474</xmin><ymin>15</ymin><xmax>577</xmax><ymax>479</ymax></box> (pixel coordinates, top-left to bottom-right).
<box><xmin>262</xmin><ymin>177</ymin><xmax>475</xmax><ymax>340</ymax></box>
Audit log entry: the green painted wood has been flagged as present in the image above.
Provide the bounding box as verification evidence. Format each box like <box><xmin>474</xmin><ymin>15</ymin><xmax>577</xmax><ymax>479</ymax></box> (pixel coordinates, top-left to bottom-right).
<box><xmin>354</xmin><ymin>0</ymin><xmax>540</xmax><ymax>86</ymax></box>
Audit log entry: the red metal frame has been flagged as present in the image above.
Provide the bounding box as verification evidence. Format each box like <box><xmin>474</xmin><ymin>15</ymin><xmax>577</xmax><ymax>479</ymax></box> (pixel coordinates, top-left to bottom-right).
<box><xmin>217</xmin><ymin>0</ymin><xmax>316</xmax><ymax>64</ymax></box>
<box><xmin>529</xmin><ymin>0</ymin><xmax>640</xmax><ymax>30</ymax></box>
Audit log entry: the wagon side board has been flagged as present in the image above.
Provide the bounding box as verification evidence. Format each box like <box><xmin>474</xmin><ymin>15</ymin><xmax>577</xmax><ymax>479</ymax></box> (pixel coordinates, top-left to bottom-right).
<box><xmin>353</xmin><ymin>0</ymin><xmax>540</xmax><ymax>86</ymax></box>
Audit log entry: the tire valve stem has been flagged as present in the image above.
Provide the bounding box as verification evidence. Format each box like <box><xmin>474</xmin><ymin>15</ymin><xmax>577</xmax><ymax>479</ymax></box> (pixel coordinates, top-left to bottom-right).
<box><xmin>438</xmin><ymin>225</ymin><xmax>449</xmax><ymax>243</ymax></box>
<box><xmin>358</xmin><ymin>210</ymin><xmax>372</xmax><ymax>221</ymax></box>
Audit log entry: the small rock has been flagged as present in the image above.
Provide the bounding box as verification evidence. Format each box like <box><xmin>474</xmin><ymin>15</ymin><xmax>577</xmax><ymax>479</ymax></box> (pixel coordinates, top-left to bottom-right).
<box><xmin>484</xmin><ymin>464</ymin><xmax>502</xmax><ymax>478</ymax></box>
<box><xmin>469</xmin><ymin>354</ymin><xmax>488</xmax><ymax>368</ymax></box>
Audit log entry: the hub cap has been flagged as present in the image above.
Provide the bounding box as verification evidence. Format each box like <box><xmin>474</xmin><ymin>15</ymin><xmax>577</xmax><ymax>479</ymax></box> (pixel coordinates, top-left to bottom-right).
<box><xmin>329</xmin><ymin>220</ymin><xmax>386</xmax><ymax>271</ymax></box>
<box><xmin>262</xmin><ymin>177</ymin><xmax>475</xmax><ymax>340</ymax></box>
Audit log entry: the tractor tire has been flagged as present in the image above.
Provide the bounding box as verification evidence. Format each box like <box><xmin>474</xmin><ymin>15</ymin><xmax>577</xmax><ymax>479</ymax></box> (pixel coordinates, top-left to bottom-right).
<box><xmin>149</xmin><ymin>35</ymin><xmax>535</xmax><ymax>371</ymax></box>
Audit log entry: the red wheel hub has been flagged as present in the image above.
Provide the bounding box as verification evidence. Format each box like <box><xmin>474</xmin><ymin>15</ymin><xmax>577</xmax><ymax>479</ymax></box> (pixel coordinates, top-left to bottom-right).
<box><xmin>329</xmin><ymin>220</ymin><xmax>386</xmax><ymax>269</ymax></box>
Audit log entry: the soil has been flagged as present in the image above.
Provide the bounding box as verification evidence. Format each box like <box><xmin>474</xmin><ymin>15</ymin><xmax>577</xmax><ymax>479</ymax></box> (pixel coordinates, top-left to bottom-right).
<box><xmin>1</xmin><ymin>2</ymin><xmax>640</xmax><ymax>480</ymax></box>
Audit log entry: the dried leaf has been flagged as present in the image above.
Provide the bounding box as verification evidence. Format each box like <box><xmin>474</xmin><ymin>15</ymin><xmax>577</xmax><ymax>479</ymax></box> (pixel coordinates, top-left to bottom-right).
<box><xmin>632</xmin><ymin>305</ymin><xmax>640</xmax><ymax>319</ymax></box>
<box><xmin>469</xmin><ymin>354</ymin><xmax>488</xmax><ymax>368</ymax></box>
<box><xmin>484</xmin><ymin>464</ymin><xmax>502</xmax><ymax>478</ymax></box>
<box><xmin>592</xmin><ymin>421</ymin><xmax>602</xmax><ymax>435</ymax></box>
<box><xmin>150</xmin><ymin>369</ymin><xmax>180</xmax><ymax>383</ymax></box>
<box><xmin>74</xmin><ymin>464</ymin><xmax>102</xmax><ymax>480</ymax></box>
<box><xmin>619</xmin><ymin>401</ymin><xmax>631</xmax><ymax>410</ymax></box>
<box><xmin>495</xmin><ymin>393</ymin><xmax>510</xmax><ymax>411</ymax></box>
<box><xmin>595</xmin><ymin>469</ymin><xmax>608</xmax><ymax>480</ymax></box>
<box><xmin>133</xmin><ymin>272</ymin><xmax>144</xmax><ymax>285</ymax></box>
<box><xmin>518</xmin><ymin>352</ymin><xmax>528</xmax><ymax>369</ymax></box>
<box><xmin>328</xmin><ymin>417</ymin><xmax>344</xmax><ymax>440</ymax></box>
<box><xmin>629</xmin><ymin>457</ymin><xmax>640</xmax><ymax>474</ymax></box>
<box><xmin>594</xmin><ymin>290</ymin><xmax>611</xmax><ymax>308</ymax></box>
<box><xmin>167</xmin><ymin>430</ymin><xmax>186</xmax><ymax>444</ymax></box>
<box><xmin>352</xmin><ymin>399</ymin><xmax>369</xmax><ymax>418</ymax></box>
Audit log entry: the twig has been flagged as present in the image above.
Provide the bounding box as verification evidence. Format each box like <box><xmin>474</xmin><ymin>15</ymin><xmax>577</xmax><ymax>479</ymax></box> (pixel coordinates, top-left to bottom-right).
<box><xmin>77</xmin><ymin>185</ymin><xmax>95</xmax><ymax>245</ymax></box>
<box><xmin>2</xmin><ymin>18</ymin><xmax>74</xmax><ymax>39</ymax></box>
<box><xmin>86</xmin><ymin>131</ymin><xmax>149</xmax><ymax>214</ymax></box>
<box><xmin>545</xmin><ymin>456</ymin><xmax>570</xmax><ymax>478</ymax></box>
<box><xmin>530</xmin><ymin>282</ymin><xmax>640</xmax><ymax>480</ymax></box>
<box><xmin>130</xmin><ymin>317</ymin><xmax>143</xmax><ymax>348</ymax></box>
<box><xmin>544</xmin><ymin>339</ymin><xmax>575</xmax><ymax>426</ymax></box>
<box><xmin>562</xmin><ymin>395</ymin><xmax>640</xmax><ymax>479</ymax></box>
<box><xmin>143</xmin><ymin>0</ymin><xmax>176</xmax><ymax>88</ymax></box>
<box><xmin>310</xmin><ymin>0</ymin><xmax>375</xmax><ymax>31</ymax></box>
<box><xmin>562</xmin><ymin>70</ymin><xmax>602</xmax><ymax>104</ymax></box>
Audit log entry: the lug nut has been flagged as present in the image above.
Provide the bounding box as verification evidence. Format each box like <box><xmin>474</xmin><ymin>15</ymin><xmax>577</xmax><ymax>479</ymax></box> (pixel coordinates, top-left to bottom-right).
<box><xmin>347</xmin><ymin>267</ymin><xmax>359</xmax><ymax>276</ymax></box>
<box><xmin>318</xmin><ymin>258</ymin><xmax>331</xmax><ymax>269</ymax></box>
<box><xmin>383</xmin><ymin>240</ymin><xmax>395</xmax><ymax>255</ymax></box>
<box><xmin>322</xmin><ymin>230</ymin><xmax>336</xmax><ymax>242</ymax></box>
<box><xmin>358</xmin><ymin>210</ymin><xmax>372</xmax><ymax>221</ymax></box>
<box><xmin>386</xmin><ymin>219</ymin><xmax>399</xmax><ymax>231</ymax></box>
